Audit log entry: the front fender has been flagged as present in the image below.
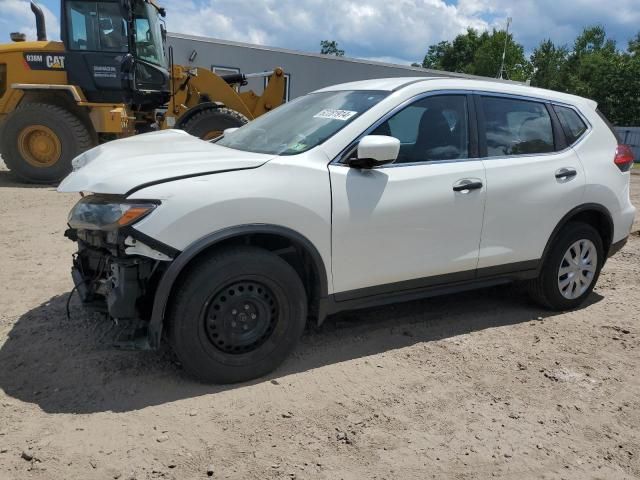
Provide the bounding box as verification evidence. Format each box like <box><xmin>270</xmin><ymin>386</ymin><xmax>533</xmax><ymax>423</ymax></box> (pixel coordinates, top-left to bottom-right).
<box><xmin>146</xmin><ymin>224</ymin><xmax>329</xmax><ymax>349</ymax></box>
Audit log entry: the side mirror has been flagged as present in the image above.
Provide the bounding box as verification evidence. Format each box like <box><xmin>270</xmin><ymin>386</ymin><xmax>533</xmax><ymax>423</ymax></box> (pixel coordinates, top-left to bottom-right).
<box><xmin>223</xmin><ymin>127</ymin><xmax>239</xmax><ymax>136</ymax></box>
<box><xmin>348</xmin><ymin>135</ymin><xmax>400</xmax><ymax>169</ymax></box>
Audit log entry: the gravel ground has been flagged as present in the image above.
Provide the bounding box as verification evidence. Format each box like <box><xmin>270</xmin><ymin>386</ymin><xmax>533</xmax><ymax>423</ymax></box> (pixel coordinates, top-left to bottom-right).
<box><xmin>0</xmin><ymin>160</ymin><xmax>639</xmax><ymax>480</ymax></box>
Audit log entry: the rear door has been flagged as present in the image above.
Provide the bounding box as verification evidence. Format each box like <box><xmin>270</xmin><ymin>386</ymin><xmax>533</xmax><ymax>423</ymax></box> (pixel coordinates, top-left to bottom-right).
<box><xmin>476</xmin><ymin>94</ymin><xmax>586</xmax><ymax>272</ymax></box>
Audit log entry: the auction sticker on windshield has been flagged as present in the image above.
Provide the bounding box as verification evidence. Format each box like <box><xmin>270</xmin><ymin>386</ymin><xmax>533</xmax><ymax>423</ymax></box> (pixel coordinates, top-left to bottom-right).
<box><xmin>313</xmin><ymin>109</ymin><xmax>358</xmax><ymax>121</ymax></box>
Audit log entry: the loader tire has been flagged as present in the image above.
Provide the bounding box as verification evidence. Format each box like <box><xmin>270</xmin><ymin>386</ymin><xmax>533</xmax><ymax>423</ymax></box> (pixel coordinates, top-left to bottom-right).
<box><xmin>180</xmin><ymin>107</ymin><xmax>248</xmax><ymax>140</ymax></box>
<box><xmin>0</xmin><ymin>103</ymin><xmax>95</xmax><ymax>184</ymax></box>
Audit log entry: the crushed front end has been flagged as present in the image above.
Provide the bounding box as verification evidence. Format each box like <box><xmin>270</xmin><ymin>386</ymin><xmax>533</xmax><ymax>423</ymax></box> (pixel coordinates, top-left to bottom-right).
<box><xmin>65</xmin><ymin>195</ymin><xmax>176</xmax><ymax>349</ymax></box>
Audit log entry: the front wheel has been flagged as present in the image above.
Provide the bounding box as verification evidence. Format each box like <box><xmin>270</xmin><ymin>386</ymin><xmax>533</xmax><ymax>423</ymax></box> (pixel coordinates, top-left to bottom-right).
<box><xmin>168</xmin><ymin>246</ymin><xmax>307</xmax><ymax>384</ymax></box>
<box><xmin>528</xmin><ymin>222</ymin><xmax>604</xmax><ymax>310</ymax></box>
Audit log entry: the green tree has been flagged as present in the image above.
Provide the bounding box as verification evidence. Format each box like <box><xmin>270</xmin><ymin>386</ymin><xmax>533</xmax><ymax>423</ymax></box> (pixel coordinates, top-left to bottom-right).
<box><xmin>421</xmin><ymin>40</ymin><xmax>451</xmax><ymax>70</ymax></box>
<box><xmin>320</xmin><ymin>40</ymin><xmax>345</xmax><ymax>57</ymax></box>
<box><xmin>530</xmin><ymin>39</ymin><xmax>569</xmax><ymax>90</ymax></box>
<box><xmin>420</xmin><ymin>29</ymin><xmax>482</xmax><ymax>73</ymax></box>
<box><xmin>416</xmin><ymin>26</ymin><xmax>640</xmax><ymax>125</ymax></box>
<box><xmin>557</xmin><ymin>26</ymin><xmax>640</xmax><ymax>125</ymax></box>
<box><xmin>419</xmin><ymin>28</ymin><xmax>530</xmax><ymax>80</ymax></box>
<box><xmin>628</xmin><ymin>32</ymin><xmax>640</xmax><ymax>56</ymax></box>
<box><xmin>473</xmin><ymin>29</ymin><xmax>531</xmax><ymax>80</ymax></box>
<box><xmin>563</xmin><ymin>27</ymin><xmax>619</xmax><ymax>115</ymax></box>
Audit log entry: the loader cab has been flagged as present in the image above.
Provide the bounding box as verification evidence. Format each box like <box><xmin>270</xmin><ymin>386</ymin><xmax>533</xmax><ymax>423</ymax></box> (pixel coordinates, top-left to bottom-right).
<box><xmin>61</xmin><ymin>0</ymin><xmax>169</xmax><ymax>106</ymax></box>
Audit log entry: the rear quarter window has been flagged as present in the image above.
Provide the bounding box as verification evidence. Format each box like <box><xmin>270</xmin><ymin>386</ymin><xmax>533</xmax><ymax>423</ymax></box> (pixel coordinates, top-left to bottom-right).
<box><xmin>553</xmin><ymin>105</ymin><xmax>588</xmax><ymax>144</ymax></box>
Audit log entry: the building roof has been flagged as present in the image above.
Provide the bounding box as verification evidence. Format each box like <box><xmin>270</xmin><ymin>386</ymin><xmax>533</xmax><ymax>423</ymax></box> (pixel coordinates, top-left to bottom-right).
<box><xmin>167</xmin><ymin>32</ymin><xmax>515</xmax><ymax>83</ymax></box>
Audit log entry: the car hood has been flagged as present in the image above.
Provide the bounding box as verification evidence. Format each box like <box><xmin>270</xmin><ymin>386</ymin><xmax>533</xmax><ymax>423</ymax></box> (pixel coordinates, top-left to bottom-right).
<box><xmin>57</xmin><ymin>129</ymin><xmax>274</xmax><ymax>195</ymax></box>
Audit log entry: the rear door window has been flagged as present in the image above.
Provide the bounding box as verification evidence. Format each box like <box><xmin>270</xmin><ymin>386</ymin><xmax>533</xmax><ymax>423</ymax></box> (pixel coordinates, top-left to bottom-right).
<box><xmin>481</xmin><ymin>96</ymin><xmax>554</xmax><ymax>157</ymax></box>
<box><xmin>553</xmin><ymin>105</ymin><xmax>588</xmax><ymax>145</ymax></box>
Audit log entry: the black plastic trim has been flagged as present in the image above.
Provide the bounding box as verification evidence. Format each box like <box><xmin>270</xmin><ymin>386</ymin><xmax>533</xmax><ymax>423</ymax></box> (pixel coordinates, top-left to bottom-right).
<box><xmin>474</xmin><ymin>94</ymin><xmax>488</xmax><ymax>158</ymax></box>
<box><xmin>540</xmin><ymin>203</ymin><xmax>614</xmax><ymax>265</ymax></box>
<box><xmin>475</xmin><ymin>260</ymin><xmax>539</xmax><ymax>278</ymax></box>
<box><xmin>334</xmin><ymin>269</ymin><xmax>474</xmax><ymax>303</ymax></box>
<box><xmin>467</xmin><ymin>93</ymin><xmax>479</xmax><ymax>159</ymax></box>
<box><xmin>331</xmin><ymin>260</ymin><xmax>538</xmax><ymax>304</ymax></box>
<box><xmin>325</xmin><ymin>260</ymin><xmax>539</xmax><ymax>315</ymax></box>
<box><xmin>146</xmin><ymin>224</ymin><xmax>329</xmax><ymax>349</ymax></box>
<box><xmin>123</xmin><ymin>226</ymin><xmax>181</xmax><ymax>258</ymax></box>
<box><xmin>546</xmin><ymin>103</ymin><xmax>568</xmax><ymax>151</ymax></box>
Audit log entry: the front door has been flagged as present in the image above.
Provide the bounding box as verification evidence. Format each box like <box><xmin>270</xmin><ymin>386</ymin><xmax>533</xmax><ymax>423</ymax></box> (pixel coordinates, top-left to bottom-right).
<box><xmin>329</xmin><ymin>94</ymin><xmax>487</xmax><ymax>298</ymax></box>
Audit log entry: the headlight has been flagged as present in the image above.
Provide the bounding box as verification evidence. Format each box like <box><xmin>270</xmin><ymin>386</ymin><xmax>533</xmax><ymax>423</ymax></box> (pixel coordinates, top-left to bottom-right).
<box><xmin>68</xmin><ymin>196</ymin><xmax>158</xmax><ymax>231</ymax></box>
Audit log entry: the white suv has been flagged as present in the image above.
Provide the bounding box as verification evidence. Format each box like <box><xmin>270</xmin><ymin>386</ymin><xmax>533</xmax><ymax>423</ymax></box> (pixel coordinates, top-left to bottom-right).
<box><xmin>59</xmin><ymin>77</ymin><xmax>636</xmax><ymax>383</ymax></box>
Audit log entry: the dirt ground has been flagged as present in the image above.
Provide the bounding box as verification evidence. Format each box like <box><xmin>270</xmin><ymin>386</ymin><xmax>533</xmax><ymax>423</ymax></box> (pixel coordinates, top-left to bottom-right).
<box><xmin>0</xmin><ymin>160</ymin><xmax>639</xmax><ymax>480</ymax></box>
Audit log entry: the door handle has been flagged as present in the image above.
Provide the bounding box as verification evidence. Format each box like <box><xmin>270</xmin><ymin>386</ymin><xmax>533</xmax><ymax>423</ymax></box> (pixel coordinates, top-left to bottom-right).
<box><xmin>453</xmin><ymin>181</ymin><xmax>483</xmax><ymax>193</ymax></box>
<box><xmin>555</xmin><ymin>168</ymin><xmax>577</xmax><ymax>181</ymax></box>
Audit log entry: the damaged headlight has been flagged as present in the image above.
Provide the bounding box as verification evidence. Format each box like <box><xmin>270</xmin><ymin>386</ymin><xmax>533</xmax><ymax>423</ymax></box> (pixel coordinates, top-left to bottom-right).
<box><xmin>68</xmin><ymin>195</ymin><xmax>158</xmax><ymax>231</ymax></box>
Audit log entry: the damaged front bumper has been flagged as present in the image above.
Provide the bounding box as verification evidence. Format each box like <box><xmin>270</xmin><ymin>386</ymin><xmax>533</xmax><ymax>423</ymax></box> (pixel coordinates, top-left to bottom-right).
<box><xmin>67</xmin><ymin>227</ymin><xmax>177</xmax><ymax>350</ymax></box>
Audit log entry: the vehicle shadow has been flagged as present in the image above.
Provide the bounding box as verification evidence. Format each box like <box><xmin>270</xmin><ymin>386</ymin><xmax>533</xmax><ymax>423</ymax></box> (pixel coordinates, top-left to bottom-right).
<box><xmin>0</xmin><ymin>285</ymin><xmax>603</xmax><ymax>414</ymax></box>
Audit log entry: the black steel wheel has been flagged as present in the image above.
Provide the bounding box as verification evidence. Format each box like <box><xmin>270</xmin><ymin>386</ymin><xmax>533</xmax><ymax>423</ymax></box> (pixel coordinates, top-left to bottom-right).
<box><xmin>168</xmin><ymin>246</ymin><xmax>307</xmax><ymax>384</ymax></box>
<box><xmin>204</xmin><ymin>281</ymin><xmax>279</xmax><ymax>354</ymax></box>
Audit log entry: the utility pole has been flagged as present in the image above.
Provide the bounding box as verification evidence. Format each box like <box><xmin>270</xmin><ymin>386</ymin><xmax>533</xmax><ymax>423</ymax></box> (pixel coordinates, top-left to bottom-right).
<box><xmin>498</xmin><ymin>17</ymin><xmax>513</xmax><ymax>79</ymax></box>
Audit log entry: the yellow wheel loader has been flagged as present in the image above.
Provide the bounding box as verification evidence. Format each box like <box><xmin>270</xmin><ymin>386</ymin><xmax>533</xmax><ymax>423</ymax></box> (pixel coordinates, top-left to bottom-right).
<box><xmin>0</xmin><ymin>1</ymin><xmax>286</xmax><ymax>183</ymax></box>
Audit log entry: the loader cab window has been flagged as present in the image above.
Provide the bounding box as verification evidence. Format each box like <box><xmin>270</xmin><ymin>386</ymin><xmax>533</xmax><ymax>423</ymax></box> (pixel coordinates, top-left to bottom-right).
<box><xmin>133</xmin><ymin>3</ymin><xmax>166</xmax><ymax>66</ymax></box>
<box><xmin>66</xmin><ymin>1</ymin><xmax>128</xmax><ymax>52</ymax></box>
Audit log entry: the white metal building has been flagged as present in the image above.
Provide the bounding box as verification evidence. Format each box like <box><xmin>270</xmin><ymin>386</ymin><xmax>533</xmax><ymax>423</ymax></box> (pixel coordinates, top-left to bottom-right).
<box><xmin>167</xmin><ymin>32</ymin><xmax>510</xmax><ymax>102</ymax></box>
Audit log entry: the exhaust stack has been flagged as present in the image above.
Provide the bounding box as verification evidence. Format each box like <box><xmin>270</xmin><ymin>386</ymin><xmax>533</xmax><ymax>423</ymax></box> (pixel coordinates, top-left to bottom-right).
<box><xmin>30</xmin><ymin>1</ymin><xmax>47</xmax><ymax>41</ymax></box>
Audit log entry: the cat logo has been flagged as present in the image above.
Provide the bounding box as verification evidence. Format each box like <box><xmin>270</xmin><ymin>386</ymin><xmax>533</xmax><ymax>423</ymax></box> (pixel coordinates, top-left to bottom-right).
<box><xmin>23</xmin><ymin>52</ymin><xmax>67</xmax><ymax>71</ymax></box>
<box><xmin>46</xmin><ymin>55</ymin><xmax>65</xmax><ymax>69</ymax></box>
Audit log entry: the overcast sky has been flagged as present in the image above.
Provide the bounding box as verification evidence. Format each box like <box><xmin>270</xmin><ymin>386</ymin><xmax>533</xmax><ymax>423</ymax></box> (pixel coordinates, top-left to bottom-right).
<box><xmin>1</xmin><ymin>0</ymin><xmax>639</xmax><ymax>65</ymax></box>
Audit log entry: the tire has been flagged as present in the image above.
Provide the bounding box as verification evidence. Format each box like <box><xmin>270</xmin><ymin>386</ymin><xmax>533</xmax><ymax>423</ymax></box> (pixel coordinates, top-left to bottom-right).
<box><xmin>0</xmin><ymin>103</ymin><xmax>95</xmax><ymax>184</ymax></box>
<box><xmin>180</xmin><ymin>107</ymin><xmax>248</xmax><ymax>140</ymax></box>
<box><xmin>528</xmin><ymin>222</ymin><xmax>604</xmax><ymax>310</ymax></box>
<box><xmin>168</xmin><ymin>246</ymin><xmax>307</xmax><ymax>384</ymax></box>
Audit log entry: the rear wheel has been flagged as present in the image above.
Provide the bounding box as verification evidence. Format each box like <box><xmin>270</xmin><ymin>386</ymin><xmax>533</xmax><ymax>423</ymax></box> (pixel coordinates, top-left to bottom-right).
<box><xmin>180</xmin><ymin>107</ymin><xmax>248</xmax><ymax>140</ymax></box>
<box><xmin>528</xmin><ymin>222</ymin><xmax>604</xmax><ymax>310</ymax></box>
<box><xmin>0</xmin><ymin>103</ymin><xmax>95</xmax><ymax>183</ymax></box>
<box><xmin>168</xmin><ymin>246</ymin><xmax>307</xmax><ymax>384</ymax></box>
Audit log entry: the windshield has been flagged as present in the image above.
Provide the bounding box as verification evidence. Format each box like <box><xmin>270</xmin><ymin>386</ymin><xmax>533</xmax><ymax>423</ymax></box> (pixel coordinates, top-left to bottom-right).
<box><xmin>133</xmin><ymin>3</ymin><xmax>166</xmax><ymax>66</ymax></box>
<box><xmin>217</xmin><ymin>90</ymin><xmax>389</xmax><ymax>155</ymax></box>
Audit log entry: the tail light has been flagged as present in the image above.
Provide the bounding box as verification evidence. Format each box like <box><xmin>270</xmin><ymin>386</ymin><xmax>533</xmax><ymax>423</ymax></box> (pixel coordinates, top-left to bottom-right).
<box><xmin>614</xmin><ymin>144</ymin><xmax>635</xmax><ymax>172</ymax></box>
